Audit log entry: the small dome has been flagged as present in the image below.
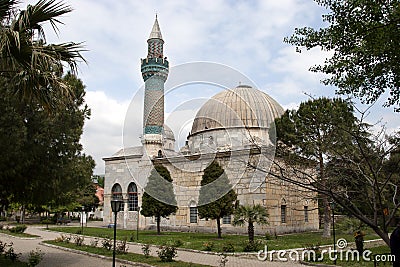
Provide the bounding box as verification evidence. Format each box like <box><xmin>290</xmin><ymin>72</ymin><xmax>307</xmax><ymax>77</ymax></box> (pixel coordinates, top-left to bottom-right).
<box><xmin>163</xmin><ymin>124</ymin><xmax>175</xmax><ymax>141</ymax></box>
<box><xmin>190</xmin><ymin>85</ymin><xmax>284</xmax><ymax>135</ymax></box>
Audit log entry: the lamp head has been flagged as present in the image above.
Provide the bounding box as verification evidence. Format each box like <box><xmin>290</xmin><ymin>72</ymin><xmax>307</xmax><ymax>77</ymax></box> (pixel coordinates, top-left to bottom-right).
<box><xmin>111</xmin><ymin>199</ymin><xmax>123</xmax><ymax>212</ymax></box>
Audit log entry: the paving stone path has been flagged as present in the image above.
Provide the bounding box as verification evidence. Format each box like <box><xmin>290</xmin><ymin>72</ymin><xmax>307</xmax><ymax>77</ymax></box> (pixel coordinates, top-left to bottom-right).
<box><xmin>1</xmin><ymin>225</ymin><xmax>306</xmax><ymax>267</ymax></box>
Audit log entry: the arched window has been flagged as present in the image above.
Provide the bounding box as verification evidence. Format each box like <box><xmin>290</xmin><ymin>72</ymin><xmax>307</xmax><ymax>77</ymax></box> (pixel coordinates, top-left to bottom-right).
<box><xmin>128</xmin><ymin>182</ymin><xmax>138</xmax><ymax>211</ymax></box>
<box><xmin>111</xmin><ymin>183</ymin><xmax>123</xmax><ymax>200</ymax></box>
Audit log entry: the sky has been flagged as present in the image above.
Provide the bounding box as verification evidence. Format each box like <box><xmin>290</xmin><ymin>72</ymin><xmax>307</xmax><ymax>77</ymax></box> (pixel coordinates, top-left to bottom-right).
<box><xmin>22</xmin><ymin>0</ymin><xmax>399</xmax><ymax>174</ymax></box>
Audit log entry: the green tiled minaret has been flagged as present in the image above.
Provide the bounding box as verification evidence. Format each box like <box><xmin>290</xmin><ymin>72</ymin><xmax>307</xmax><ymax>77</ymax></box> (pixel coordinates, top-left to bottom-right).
<box><xmin>141</xmin><ymin>15</ymin><xmax>169</xmax><ymax>138</ymax></box>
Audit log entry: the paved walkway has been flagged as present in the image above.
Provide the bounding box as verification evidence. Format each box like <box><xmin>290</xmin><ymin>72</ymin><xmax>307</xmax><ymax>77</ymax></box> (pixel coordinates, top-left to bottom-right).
<box><xmin>1</xmin><ymin>225</ymin><xmax>306</xmax><ymax>267</ymax></box>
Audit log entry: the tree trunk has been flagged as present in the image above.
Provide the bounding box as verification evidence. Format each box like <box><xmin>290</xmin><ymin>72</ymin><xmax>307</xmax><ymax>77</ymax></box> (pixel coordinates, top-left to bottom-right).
<box><xmin>373</xmin><ymin>226</ymin><xmax>390</xmax><ymax>246</ymax></box>
<box><xmin>156</xmin><ymin>215</ymin><xmax>161</xmax><ymax>235</ymax></box>
<box><xmin>248</xmin><ymin>221</ymin><xmax>254</xmax><ymax>243</ymax></box>
<box><xmin>21</xmin><ymin>205</ymin><xmax>25</xmax><ymax>224</ymax></box>
<box><xmin>319</xmin><ymin>151</ymin><xmax>331</xmax><ymax>238</ymax></box>
<box><xmin>322</xmin><ymin>195</ymin><xmax>331</xmax><ymax>238</ymax></box>
<box><xmin>217</xmin><ymin>217</ymin><xmax>222</xmax><ymax>238</ymax></box>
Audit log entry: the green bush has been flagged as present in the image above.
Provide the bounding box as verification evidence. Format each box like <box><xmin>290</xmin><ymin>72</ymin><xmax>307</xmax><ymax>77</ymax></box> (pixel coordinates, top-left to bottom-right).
<box><xmin>265</xmin><ymin>232</ymin><xmax>273</xmax><ymax>240</ymax></box>
<box><xmin>90</xmin><ymin>238</ymin><xmax>99</xmax><ymax>247</ymax></box>
<box><xmin>222</xmin><ymin>242</ymin><xmax>235</xmax><ymax>253</ymax></box>
<box><xmin>203</xmin><ymin>241</ymin><xmax>214</xmax><ymax>251</ymax></box>
<box><xmin>116</xmin><ymin>236</ymin><xmax>128</xmax><ymax>254</ymax></box>
<box><xmin>28</xmin><ymin>248</ymin><xmax>44</xmax><ymax>267</ymax></box>
<box><xmin>157</xmin><ymin>245</ymin><xmax>177</xmax><ymax>262</ymax></box>
<box><xmin>9</xmin><ymin>224</ymin><xmax>27</xmax><ymax>233</ymax></box>
<box><xmin>73</xmin><ymin>235</ymin><xmax>84</xmax><ymax>246</ymax></box>
<box><xmin>4</xmin><ymin>243</ymin><xmax>20</xmax><ymax>262</ymax></box>
<box><xmin>101</xmin><ymin>236</ymin><xmax>112</xmax><ymax>251</ymax></box>
<box><xmin>142</xmin><ymin>244</ymin><xmax>151</xmax><ymax>257</ymax></box>
<box><xmin>242</xmin><ymin>240</ymin><xmax>263</xmax><ymax>252</ymax></box>
<box><xmin>0</xmin><ymin>240</ymin><xmax>6</xmax><ymax>254</ymax></box>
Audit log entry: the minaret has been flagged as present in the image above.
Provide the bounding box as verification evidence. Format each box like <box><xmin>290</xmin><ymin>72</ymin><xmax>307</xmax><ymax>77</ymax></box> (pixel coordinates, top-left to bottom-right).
<box><xmin>141</xmin><ymin>15</ymin><xmax>169</xmax><ymax>157</ymax></box>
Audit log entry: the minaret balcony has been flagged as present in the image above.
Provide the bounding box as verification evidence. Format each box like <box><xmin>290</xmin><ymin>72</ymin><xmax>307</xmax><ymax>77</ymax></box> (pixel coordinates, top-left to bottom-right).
<box><xmin>141</xmin><ymin>58</ymin><xmax>169</xmax><ymax>81</ymax></box>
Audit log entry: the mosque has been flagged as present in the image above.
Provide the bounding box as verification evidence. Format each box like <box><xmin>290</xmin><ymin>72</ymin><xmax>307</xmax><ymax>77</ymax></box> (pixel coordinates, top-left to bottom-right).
<box><xmin>103</xmin><ymin>17</ymin><xmax>319</xmax><ymax>234</ymax></box>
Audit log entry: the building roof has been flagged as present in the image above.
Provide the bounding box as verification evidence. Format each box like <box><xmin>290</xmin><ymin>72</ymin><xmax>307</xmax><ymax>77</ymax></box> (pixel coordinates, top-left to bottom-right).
<box><xmin>112</xmin><ymin>146</ymin><xmax>143</xmax><ymax>157</ymax></box>
<box><xmin>149</xmin><ymin>15</ymin><xmax>163</xmax><ymax>40</ymax></box>
<box><xmin>190</xmin><ymin>85</ymin><xmax>284</xmax><ymax>135</ymax></box>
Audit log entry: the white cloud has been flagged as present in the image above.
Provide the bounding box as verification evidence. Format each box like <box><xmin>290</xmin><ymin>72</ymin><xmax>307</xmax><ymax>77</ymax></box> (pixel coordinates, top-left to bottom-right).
<box><xmin>81</xmin><ymin>91</ymin><xmax>129</xmax><ymax>174</ymax></box>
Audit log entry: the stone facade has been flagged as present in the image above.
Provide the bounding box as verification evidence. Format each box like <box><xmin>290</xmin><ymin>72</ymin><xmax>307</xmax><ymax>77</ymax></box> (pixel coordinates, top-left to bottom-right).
<box><xmin>103</xmin><ymin>146</ymin><xmax>319</xmax><ymax>234</ymax></box>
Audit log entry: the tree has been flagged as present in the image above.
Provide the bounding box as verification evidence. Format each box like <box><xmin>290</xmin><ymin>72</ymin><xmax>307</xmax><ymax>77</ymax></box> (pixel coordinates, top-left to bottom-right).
<box><xmin>198</xmin><ymin>161</ymin><xmax>237</xmax><ymax>238</ymax></box>
<box><xmin>268</xmin><ymin>107</ymin><xmax>400</xmax><ymax>246</ymax></box>
<box><xmin>76</xmin><ymin>183</ymin><xmax>99</xmax><ymax>212</ymax></box>
<box><xmin>141</xmin><ymin>165</ymin><xmax>178</xmax><ymax>235</ymax></box>
<box><xmin>274</xmin><ymin>97</ymin><xmax>357</xmax><ymax>237</ymax></box>
<box><xmin>93</xmin><ymin>175</ymin><xmax>105</xmax><ymax>188</ymax></box>
<box><xmin>233</xmin><ymin>204</ymin><xmax>268</xmax><ymax>243</ymax></box>
<box><xmin>285</xmin><ymin>0</ymin><xmax>400</xmax><ymax>111</ymax></box>
<box><xmin>0</xmin><ymin>72</ymin><xmax>95</xmax><ymax>216</ymax></box>
<box><xmin>0</xmin><ymin>0</ymin><xmax>85</xmax><ymax>109</ymax></box>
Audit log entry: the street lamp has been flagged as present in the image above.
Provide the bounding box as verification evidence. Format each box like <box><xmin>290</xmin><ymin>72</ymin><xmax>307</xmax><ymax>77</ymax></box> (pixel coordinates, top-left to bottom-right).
<box><xmin>136</xmin><ymin>206</ymin><xmax>141</xmax><ymax>241</ymax></box>
<box><xmin>330</xmin><ymin>201</ymin><xmax>336</xmax><ymax>265</ymax></box>
<box><xmin>111</xmin><ymin>198</ymin><xmax>123</xmax><ymax>267</ymax></box>
<box><xmin>81</xmin><ymin>206</ymin><xmax>85</xmax><ymax>234</ymax></box>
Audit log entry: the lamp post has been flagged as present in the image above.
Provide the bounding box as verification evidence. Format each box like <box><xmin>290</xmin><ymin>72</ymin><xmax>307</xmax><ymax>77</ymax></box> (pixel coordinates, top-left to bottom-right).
<box><xmin>330</xmin><ymin>201</ymin><xmax>336</xmax><ymax>265</ymax></box>
<box><xmin>136</xmin><ymin>206</ymin><xmax>141</xmax><ymax>241</ymax></box>
<box><xmin>111</xmin><ymin>198</ymin><xmax>123</xmax><ymax>267</ymax></box>
<box><xmin>81</xmin><ymin>206</ymin><xmax>85</xmax><ymax>234</ymax></box>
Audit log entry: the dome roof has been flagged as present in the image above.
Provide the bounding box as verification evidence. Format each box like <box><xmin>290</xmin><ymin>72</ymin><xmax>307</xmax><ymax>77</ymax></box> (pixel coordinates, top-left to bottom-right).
<box><xmin>163</xmin><ymin>124</ymin><xmax>175</xmax><ymax>141</ymax></box>
<box><xmin>190</xmin><ymin>85</ymin><xmax>284</xmax><ymax>135</ymax></box>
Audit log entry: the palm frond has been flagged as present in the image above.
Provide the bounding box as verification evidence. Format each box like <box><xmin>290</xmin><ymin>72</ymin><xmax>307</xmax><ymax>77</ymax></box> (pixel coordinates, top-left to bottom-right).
<box><xmin>0</xmin><ymin>0</ymin><xmax>18</xmax><ymax>22</ymax></box>
<box><xmin>11</xmin><ymin>68</ymin><xmax>71</xmax><ymax>109</ymax></box>
<box><xmin>15</xmin><ymin>0</ymin><xmax>72</xmax><ymax>40</ymax></box>
<box><xmin>32</xmin><ymin>42</ymin><xmax>86</xmax><ymax>73</ymax></box>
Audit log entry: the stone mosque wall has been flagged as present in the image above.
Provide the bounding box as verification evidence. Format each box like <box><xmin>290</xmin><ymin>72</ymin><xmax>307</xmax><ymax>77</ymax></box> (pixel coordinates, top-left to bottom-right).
<box><xmin>103</xmin><ymin>148</ymin><xmax>319</xmax><ymax>235</ymax></box>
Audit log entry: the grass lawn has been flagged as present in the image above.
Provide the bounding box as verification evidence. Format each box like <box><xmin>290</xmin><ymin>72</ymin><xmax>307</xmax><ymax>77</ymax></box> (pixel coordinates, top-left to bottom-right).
<box><xmin>45</xmin><ymin>240</ymin><xmax>209</xmax><ymax>267</ymax></box>
<box><xmin>0</xmin><ymin>229</ymin><xmax>39</xmax><ymax>238</ymax></box>
<box><xmin>50</xmin><ymin>227</ymin><xmax>381</xmax><ymax>252</ymax></box>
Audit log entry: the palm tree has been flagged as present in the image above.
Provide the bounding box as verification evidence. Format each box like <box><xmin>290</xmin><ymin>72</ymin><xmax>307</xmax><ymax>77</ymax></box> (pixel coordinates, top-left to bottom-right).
<box><xmin>233</xmin><ymin>204</ymin><xmax>269</xmax><ymax>242</ymax></box>
<box><xmin>0</xmin><ymin>0</ymin><xmax>85</xmax><ymax>109</ymax></box>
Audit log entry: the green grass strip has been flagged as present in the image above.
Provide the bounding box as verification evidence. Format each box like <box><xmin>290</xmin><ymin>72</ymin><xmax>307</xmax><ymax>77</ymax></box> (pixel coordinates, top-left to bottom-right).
<box><xmin>49</xmin><ymin>227</ymin><xmax>381</xmax><ymax>252</ymax></box>
<box><xmin>0</xmin><ymin>229</ymin><xmax>39</xmax><ymax>238</ymax></box>
<box><xmin>45</xmin><ymin>240</ymin><xmax>210</xmax><ymax>267</ymax></box>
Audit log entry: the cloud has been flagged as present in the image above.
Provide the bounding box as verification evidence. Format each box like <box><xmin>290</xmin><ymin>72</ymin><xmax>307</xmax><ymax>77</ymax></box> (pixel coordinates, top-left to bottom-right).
<box><xmin>81</xmin><ymin>91</ymin><xmax>129</xmax><ymax>174</ymax></box>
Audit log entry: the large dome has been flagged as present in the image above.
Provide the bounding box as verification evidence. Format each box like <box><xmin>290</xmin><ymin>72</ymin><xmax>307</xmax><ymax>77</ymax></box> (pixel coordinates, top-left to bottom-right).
<box><xmin>190</xmin><ymin>85</ymin><xmax>284</xmax><ymax>135</ymax></box>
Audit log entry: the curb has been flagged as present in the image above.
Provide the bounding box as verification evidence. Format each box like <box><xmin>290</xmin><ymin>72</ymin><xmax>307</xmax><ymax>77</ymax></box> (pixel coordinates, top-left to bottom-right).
<box><xmin>0</xmin><ymin>232</ymin><xmax>41</xmax><ymax>240</ymax></box>
<box><xmin>40</xmin><ymin>242</ymin><xmax>155</xmax><ymax>267</ymax></box>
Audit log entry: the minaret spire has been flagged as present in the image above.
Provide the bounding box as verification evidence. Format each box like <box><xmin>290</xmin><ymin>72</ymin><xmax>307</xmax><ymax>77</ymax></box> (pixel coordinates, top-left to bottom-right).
<box><xmin>149</xmin><ymin>15</ymin><xmax>163</xmax><ymax>40</ymax></box>
<box><xmin>146</xmin><ymin>15</ymin><xmax>164</xmax><ymax>59</ymax></box>
<box><xmin>141</xmin><ymin>15</ymin><xmax>169</xmax><ymax>158</ymax></box>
